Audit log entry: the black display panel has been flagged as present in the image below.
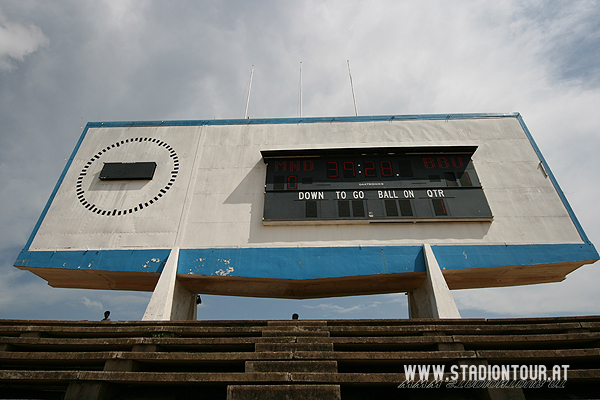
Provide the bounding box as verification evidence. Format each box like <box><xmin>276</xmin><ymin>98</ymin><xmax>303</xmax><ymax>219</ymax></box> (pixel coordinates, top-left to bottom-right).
<box><xmin>261</xmin><ymin>147</ymin><xmax>493</xmax><ymax>224</ymax></box>
<box><xmin>99</xmin><ymin>162</ymin><xmax>157</xmax><ymax>180</ymax></box>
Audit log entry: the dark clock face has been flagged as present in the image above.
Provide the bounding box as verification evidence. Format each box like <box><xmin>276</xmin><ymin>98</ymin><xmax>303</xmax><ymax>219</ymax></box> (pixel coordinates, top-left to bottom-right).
<box><xmin>262</xmin><ymin>147</ymin><xmax>493</xmax><ymax>223</ymax></box>
<box><xmin>76</xmin><ymin>137</ymin><xmax>179</xmax><ymax>216</ymax></box>
<box><xmin>99</xmin><ymin>162</ymin><xmax>157</xmax><ymax>181</ymax></box>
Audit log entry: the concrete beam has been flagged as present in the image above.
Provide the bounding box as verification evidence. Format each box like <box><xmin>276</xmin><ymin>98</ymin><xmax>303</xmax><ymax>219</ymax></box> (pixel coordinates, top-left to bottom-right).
<box><xmin>408</xmin><ymin>244</ymin><xmax>461</xmax><ymax>319</ymax></box>
<box><xmin>142</xmin><ymin>248</ymin><xmax>197</xmax><ymax>321</ymax></box>
<box><xmin>227</xmin><ymin>385</ymin><xmax>341</xmax><ymax>400</ymax></box>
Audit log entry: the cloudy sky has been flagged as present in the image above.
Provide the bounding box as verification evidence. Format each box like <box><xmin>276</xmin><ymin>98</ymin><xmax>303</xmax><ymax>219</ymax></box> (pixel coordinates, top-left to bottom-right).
<box><xmin>1</xmin><ymin>0</ymin><xmax>599</xmax><ymax>321</ymax></box>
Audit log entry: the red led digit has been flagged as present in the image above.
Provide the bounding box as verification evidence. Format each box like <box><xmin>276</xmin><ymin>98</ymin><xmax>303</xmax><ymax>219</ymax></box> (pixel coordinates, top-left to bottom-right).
<box><xmin>287</xmin><ymin>175</ymin><xmax>298</xmax><ymax>189</ymax></box>
<box><xmin>343</xmin><ymin>161</ymin><xmax>356</xmax><ymax>178</ymax></box>
<box><xmin>432</xmin><ymin>199</ymin><xmax>447</xmax><ymax>216</ymax></box>
<box><xmin>451</xmin><ymin>157</ymin><xmax>464</xmax><ymax>168</ymax></box>
<box><xmin>365</xmin><ymin>161</ymin><xmax>376</xmax><ymax>177</ymax></box>
<box><xmin>327</xmin><ymin>161</ymin><xmax>339</xmax><ymax>178</ymax></box>
<box><xmin>423</xmin><ymin>157</ymin><xmax>435</xmax><ymax>169</ymax></box>
<box><xmin>437</xmin><ymin>157</ymin><xmax>449</xmax><ymax>168</ymax></box>
<box><xmin>380</xmin><ymin>160</ymin><xmax>393</xmax><ymax>176</ymax></box>
<box><xmin>303</xmin><ymin>160</ymin><xmax>314</xmax><ymax>171</ymax></box>
<box><xmin>459</xmin><ymin>172</ymin><xmax>473</xmax><ymax>186</ymax></box>
<box><xmin>275</xmin><ymin>160</ymin><xmax>286</xmax><ymax>172</ymax></box>
<box><xmin>464</xmin><ymin>173</ymin><xmax>472</xmax><ymax>185</ymax></box>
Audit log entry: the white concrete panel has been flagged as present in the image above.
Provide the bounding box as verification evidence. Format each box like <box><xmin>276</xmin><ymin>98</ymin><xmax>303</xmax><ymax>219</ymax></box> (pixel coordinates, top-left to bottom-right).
<box><xmin>29</xmin><ymin>117</ymin><xmax>586</xmax><ymax>253</ymax></box>
<box><xmin>183</xmin><ymin>221</ymin><xmax>253</xmax><ymax>248</ymax></box>
<box><xmin>30</xmin><ymin>126</ymin><xmax>202</xmax><ymax>251</ymax></box>
<box><xmin>176</xmin><ymin>118</ymin><xmax>581</xmax><ymax>248</ymax></box>
<box><xmin>476</xmin><ymin>139</ymin><xmax>539</xmax><ymax>163</ymax></box>
<box><xmin>197</xmin><ymin>168</ymin><xmax>261</xmax><ymax>196</ymax></box>
<box><xmin>485</xmin><ymin>187</ymin><xmax>570</xmax><ymax>217</ymax></box>
<box><xmin>476</xmin><ymin>162</ymin><xmax>548</xmax><ymax>189</ymax></box>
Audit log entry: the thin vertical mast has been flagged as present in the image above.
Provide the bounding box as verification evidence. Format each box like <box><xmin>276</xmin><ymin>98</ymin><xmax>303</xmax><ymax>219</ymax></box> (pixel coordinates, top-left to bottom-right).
<box><xmin>244</xmin><ymin>65</ymin><xmax>254</xmax><ymax>119</ymax></box>
<box><xmin>347</xmin><ymin>60</ymin><xmax>358</xmax><ymax>116</ymax></box>
<box><xmin>299</xmin><ymin>62</ymin><xmax>303</xmax><ymax>118</ymax></box>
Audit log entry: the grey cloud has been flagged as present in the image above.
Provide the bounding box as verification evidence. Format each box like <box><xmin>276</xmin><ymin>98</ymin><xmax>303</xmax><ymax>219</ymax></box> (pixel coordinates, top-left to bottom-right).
<box><xmin>517</xmin><ymin>2</ymin><xmax>600</xmax><ymax>89</ymax></box>
<box><xmin>0</xmin><ymin>11</ymin><xmax>49</xmax><ymax>70</ymax></box>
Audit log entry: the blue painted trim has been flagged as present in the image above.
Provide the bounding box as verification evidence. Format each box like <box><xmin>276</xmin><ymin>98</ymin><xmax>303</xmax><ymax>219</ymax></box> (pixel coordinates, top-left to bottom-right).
<box><xmin>431</xmin><ymin>243</ymin><xmax>598</xmax><ymax>271</ymax></box>
<box><xmin>516</xmin><ymin>114</ymin><xmax>591</xmax><ymax>244</ymax></box>
<box><xmin>177</xmin><ymin>246</ymin><xmax>426</xmax><ymax>279</ymax></box>
<box><xmin>23</xmin><ymin>126</ymin><xmax>91</xmax><ymax>251</ymax></box>
<box><xmin>15</xmin><ymin>244</ymin><xmax>598</xmax><ymax>280</ymax></box>
<box><xmin>85</xmin><ymin>112</ymin><xmax>520</xmax><ymax>129</ymax></box>
<box><xmin>15</xmin><ymin>249</ymin><xmax>170</xmax><ymax>274</ymax></box>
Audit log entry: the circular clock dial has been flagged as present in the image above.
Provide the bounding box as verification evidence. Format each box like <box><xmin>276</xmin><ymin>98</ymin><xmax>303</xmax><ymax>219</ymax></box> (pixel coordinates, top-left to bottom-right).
<box><xmin>76</xmin><ymin>137</ymin><xmax>179</xmax><ymax>216</ymax></box>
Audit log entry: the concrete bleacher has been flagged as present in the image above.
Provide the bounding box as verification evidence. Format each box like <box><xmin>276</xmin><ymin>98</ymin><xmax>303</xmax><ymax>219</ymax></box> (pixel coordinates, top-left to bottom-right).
<box><xmin>1</xmin><ymin>316</ymin><xmax>599</xmax><ymax>399</ymax></box>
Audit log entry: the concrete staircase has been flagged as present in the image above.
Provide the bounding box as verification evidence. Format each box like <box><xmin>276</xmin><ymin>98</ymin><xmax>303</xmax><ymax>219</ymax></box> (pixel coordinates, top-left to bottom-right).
<box><xmin>1</xmin><ymin>316</ymin><xmax>599</xmax><ymax>399</ymax></box>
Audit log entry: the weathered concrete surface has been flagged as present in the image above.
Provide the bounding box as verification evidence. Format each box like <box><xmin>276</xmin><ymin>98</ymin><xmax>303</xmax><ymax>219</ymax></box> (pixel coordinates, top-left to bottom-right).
<box><xmin>246</xmin><ymin>361</ymin><xmax>338</xmax><ymax>373</ymax></box>
<box><xmin>227</xmin><ymin>384</ymin><xmax>341</xmax><ymax>400</ymax></box>
<box><xmin>64</xmin><ymin>381</ymin><xmax>114</xmax><ymax>400</ymax></box>
<box><xmin>261</xmin><ymin>329</ymin><xmax>330</xmax><ymax>337</ymax></box>
<box><xmin>142</xmin><ymin>248</ymin><xmax>197</xmax><ymax>321</ymax></box>
<box><xmin>1</xmin><ymin>316</ymin><xmax>600</xmax><ymax>399</ymax></box>
<box><xmin>408</xmin><ymin>244</ymin><xmax>461</xmax><ymax>319</ymax></box>
<box><xmin>255</xmin><ymin>342</ymin><xmax>333</xmax><ymax>352</ymax></box>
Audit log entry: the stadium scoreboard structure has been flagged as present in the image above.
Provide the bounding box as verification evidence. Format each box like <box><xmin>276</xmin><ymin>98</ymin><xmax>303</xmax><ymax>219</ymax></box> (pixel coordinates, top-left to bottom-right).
<box><xmin>14</xmin><ymin>113</ymin><xmax>598</xmax><ymax>302</ymax></box>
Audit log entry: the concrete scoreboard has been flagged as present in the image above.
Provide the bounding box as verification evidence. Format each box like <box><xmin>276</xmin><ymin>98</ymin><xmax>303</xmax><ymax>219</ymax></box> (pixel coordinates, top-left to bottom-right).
<box><xmin>15</xmin><ymin>113</ymin><xmax>598</xmax><ymax>298</ymax></box>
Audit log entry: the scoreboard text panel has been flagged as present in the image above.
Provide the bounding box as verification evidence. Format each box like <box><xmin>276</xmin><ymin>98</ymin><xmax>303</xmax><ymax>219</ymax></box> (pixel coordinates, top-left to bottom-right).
<box><xmin>262</xmin><ymin>147</ymin><xmax>493</xmax><ymax>224</ymax></box>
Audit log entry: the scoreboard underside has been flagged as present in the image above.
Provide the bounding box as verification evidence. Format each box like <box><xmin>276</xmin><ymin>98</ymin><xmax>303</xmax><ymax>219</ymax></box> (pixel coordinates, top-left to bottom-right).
<box><xmin>16</xmin><ymin>244</ymin><xmax>595</xmax><ymax>299</ymax></box>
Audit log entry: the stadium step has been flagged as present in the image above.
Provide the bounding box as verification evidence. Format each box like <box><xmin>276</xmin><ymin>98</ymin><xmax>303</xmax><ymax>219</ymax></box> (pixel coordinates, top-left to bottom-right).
<box><xmin>0</xmin><ymin>316</ymin><xmax>599</xmax><ymax>399</ymax></box>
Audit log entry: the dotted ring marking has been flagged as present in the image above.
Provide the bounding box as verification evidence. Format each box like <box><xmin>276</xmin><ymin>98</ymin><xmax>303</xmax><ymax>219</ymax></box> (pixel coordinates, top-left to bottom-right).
<box><xmin>76</xmin><ymin>137</ymin><xmax>179</xmax><ymax>216</ymax></box>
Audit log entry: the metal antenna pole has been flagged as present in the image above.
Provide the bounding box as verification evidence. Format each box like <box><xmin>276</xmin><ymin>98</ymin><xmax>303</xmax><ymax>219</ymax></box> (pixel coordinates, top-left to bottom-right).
<box><xmin>347</xmin><ymin>60</ymin><xmax>358</xmax><ymax>116</ymax></box>
<box><xmin>299</xmin><ymin>62</ymin><xmax>303</xmax><ymax>118</ymax></box>
<box><xmin>244</xmin><ymin>65</ymin><xmax>254</xmax><ymax>119</ymax></box>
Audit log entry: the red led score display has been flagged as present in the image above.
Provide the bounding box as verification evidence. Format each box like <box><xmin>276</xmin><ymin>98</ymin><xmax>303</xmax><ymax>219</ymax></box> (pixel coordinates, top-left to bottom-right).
<box><xmin>261</xmin><ymin>147</ymin><xmax>493</xmax><ymax>224</ymax></box>
<box><xmin>324</xmin><ymin>156</ymin><xmax>465</xmax><ymax>178</ymax></box>
<box><xmin>270</xmin><ymin>156</ymin><xmax>472</xmax><ymax>188</ymax></box>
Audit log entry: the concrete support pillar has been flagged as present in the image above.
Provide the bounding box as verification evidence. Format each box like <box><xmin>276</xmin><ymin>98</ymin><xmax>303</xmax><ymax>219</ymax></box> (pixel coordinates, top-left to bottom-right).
<box><xmin>407</xmin><ymin>244</ymin><xmax>461</xmax><ymax>319</ymax></box>
<box><xmin>142</xmin><ymin>248</ymin><xmax>197</xmax><ymax>321</ymax></box>
<box><xmin>64</xmin><ymin>382</ymin><xmax>113</xmax><ymax>400</ymax></box>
